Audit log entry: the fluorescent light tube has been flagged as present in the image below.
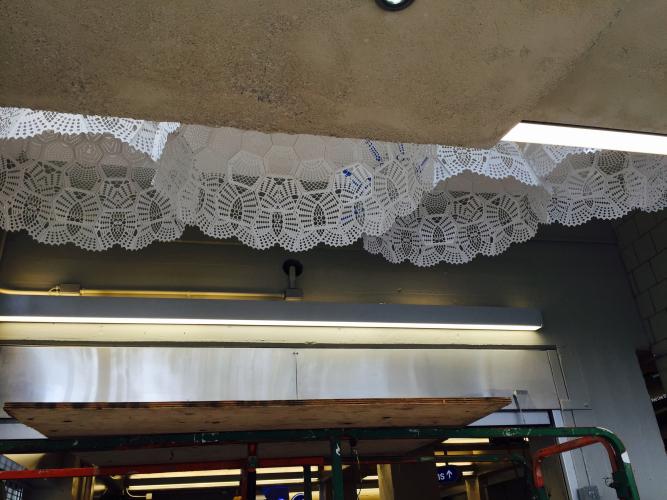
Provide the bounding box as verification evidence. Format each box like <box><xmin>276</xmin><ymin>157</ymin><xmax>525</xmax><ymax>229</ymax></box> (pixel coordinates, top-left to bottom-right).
<box><xmin>129</xmin><ymin>481</ymin><xmax>238</xmax><ymax>491</ymax></box>
<box><xmin>443</xmin><ymin>438</ymin><xmax>490</xmax><ymax>444</ymax></box>
<box><xmin>129</xmin><ymin>478</ymin><xmax>316</xmax><ymax>491</ymax></box>
<box><xmin>0</xmin><ymin>296</ymin><xmax>542</xmax><ymax>331</ymax></box>
<box><xmin>130</xmin><ymin>470</ymin><xmax>241</xmax><ymax>480</ymax></box>
<box><xmin>0</xmin><ymin>315</ymin><xmax>540</xmax><ymax>330</ymax></box>
<box><xmin>502</xmin><ymin>122</ymin><xmax>667</xmax><ymax>155</ymax></box>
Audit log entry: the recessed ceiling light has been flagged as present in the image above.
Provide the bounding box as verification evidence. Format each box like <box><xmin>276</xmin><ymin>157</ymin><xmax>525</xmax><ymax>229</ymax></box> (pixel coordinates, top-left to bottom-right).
<box><xmin>376</xmin><ymin>0</ymin><xmax>415</xmax><ymax>11</ymax></box>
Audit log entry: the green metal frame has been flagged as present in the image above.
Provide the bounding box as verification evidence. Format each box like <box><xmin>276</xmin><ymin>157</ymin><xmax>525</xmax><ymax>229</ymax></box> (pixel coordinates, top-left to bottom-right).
<box><xmin>329</xmin><ymin>437</ymin><xmax>344</xmax><ymax>500</ymax></box>
<box><xmin>302</xmin><ymin>465</ymin><xmax>313</xmax><ymax>500</ymax></box>
<box><xmin>0</xmin><ymin>426</ymin><xmax>640</xmax><ymax>500</ymax></box>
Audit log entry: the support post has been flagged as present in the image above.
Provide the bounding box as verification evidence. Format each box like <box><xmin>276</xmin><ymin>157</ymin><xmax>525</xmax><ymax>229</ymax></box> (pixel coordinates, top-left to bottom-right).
<box><xmin>330</xmin><ymin>436</ymin><xmax>344</xmax><ymax>500</ymax></box>
<box><xmin>303</xmin><ymin>465</ymin><xmax>313</xmax><ymax>500</ymax></box>
<box><xmin>240</xmin><ymin>468</ymin><xmax>248</xmax><ymax>499</ymax></box>
<box><xmin>464</xmin><ymin>477</ymin><xmax>482</xmax><ymax>500</ymax></box>
<box><xmin>318</xmin><ymin>465</ymin><xmax>330</xmax><ymax>500</ymax></box>
<box><xmin>245</xmin><ymin>443</ymin><xmax>258</xmax><ymax>500</ymax></box>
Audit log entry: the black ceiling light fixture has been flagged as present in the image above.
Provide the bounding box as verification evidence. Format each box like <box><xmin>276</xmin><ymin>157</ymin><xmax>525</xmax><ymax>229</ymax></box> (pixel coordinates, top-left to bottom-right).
<box><xmin>376</xmin><ymin>0</ymin><xmax>415</xmax><ymax>11</ymax></box>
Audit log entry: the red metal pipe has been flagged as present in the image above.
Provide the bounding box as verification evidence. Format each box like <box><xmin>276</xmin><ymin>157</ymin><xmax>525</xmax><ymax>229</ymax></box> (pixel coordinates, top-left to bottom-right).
<box><xmin>261</xmin><ymin>457</ymin><xmax>324</xmax><ymax>467</ymax></box>
<box><xmin>532</xmin><ymin>436</ymin><xmax>619</xmax><ymax>489</ymax></box>
<box><xmin>0</xmin><ymin>456</ymin><xmax>325</xmax><ymax>481</ymax></box>
<box><xmin>247</xmin><ymin>443</ymin><xmax>258</xmax><ymax>472</ymax></box>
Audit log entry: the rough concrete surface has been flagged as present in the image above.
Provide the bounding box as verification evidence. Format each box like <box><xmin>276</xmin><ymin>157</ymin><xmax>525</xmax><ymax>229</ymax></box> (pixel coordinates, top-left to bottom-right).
<box><xmin>0</xmin><ymin>0</ymin><xmax>663</xmax><ymax>146</ymax></box>
<box><xmin>528</xmin><ymin>0</ymin><xmax>667</xmax><ymax>135</ymax></box>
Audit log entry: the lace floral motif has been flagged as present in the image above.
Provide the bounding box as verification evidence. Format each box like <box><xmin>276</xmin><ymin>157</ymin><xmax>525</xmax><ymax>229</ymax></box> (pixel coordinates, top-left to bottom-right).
<box><xmin>0</xmin><ymin>108</ymin><xmax>665</xmax><ymax>266</ymax></box>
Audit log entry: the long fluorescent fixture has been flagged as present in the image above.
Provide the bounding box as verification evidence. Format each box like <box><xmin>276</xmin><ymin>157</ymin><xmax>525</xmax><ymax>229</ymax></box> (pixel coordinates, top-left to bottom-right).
<box><xmin>130</xmin><ymin>466</ymin><xmax>318</xmax><ymax>480</ymax></box>
<box><xmin>129</xmin><ymin>481</ymin><xmax>238</xmax><ymax>491</ymax></box>
<box><xmin>0</xmin><ymin>296</ymin><xmax>542</xmax><ymax>331</ymax></box>
<box><xmin>503</xmin><ymin>122</ymin><xmax>667</xmax><ymax>155</ymax></box>
<box><xmin>129</xmin><ymin>477</ymin><xmax>317</xmax><ymax>491</ymax></box>
<box><xmin>443</xmin><ymin>438</ymin><xmax>490</xmax><ymax>444</ymax></box>
<box><xmin>131</xmin><ymin>469</ymin><xmax>241</xmax><ymax>480</ymax></box>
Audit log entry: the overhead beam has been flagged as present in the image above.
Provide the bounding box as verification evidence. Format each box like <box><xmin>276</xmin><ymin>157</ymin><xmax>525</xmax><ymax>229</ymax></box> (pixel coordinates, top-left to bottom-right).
<box><xmin>0</xmin><ymin>426</ymin><xmax>630</xmax><ymax>455</ymax></box>
<box><xmin>0</xmin><ymin>0</ymin><xmax>635</xmax><ymax>146</ymax></box>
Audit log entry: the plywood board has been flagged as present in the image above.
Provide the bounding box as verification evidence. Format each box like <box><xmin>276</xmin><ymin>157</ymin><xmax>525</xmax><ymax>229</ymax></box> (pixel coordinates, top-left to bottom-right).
<box><xmin>5</xmin><ymin>398</ymin><xmax>510</xmax><ymax>438</ymax></box>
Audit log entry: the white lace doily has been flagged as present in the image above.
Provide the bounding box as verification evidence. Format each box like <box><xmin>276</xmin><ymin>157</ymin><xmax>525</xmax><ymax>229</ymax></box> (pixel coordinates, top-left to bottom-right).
<box><xmin>0</xmin><ymin>108</ymin><xmax>179</xmax><ymax>161</ymax></box>
<box><xmin>0</xmin><ymin>107</ymin><xmax>665</xmax><ymax>266</ymax></box>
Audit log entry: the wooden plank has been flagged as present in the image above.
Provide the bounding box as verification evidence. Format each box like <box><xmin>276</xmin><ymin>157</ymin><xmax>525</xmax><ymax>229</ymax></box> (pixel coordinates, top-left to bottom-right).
<box><xmin>4</xmin><ymin>398</ymin><xmax>510</xmax><ymax>438</ymax></box>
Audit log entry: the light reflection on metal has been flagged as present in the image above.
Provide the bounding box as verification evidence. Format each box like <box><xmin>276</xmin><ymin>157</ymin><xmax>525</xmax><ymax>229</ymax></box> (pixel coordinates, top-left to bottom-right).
<box><xmin>0</xmin><ymin>346</ymin><xmax>559</xmax><ymax>420</ymax></box>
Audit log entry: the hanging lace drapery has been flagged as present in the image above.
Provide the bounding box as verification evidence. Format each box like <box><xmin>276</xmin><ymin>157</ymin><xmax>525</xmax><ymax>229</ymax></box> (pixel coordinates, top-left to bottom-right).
<box><xmin>0</xmin><ymin>107</ymin><xmax>665</xmax><ymax>266</ymax></box>
<box><xmin>0</xmin><ymin>108</ymin><xmax>178</xmax><ymax>161</ymax></box>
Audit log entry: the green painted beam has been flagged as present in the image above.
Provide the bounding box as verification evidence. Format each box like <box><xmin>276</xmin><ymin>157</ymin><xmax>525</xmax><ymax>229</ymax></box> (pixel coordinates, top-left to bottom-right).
<box><xmin>0</xmin><ymin>426</ymin><xmax>626</xmax><ymax>454</ymax></box>
<box><xmin>303</xmin><ymin>465</ymin><xmax>313</xmax><ymax>500</ymax></box>
<box><xmin>329</xmin><ymin>437</ymin><xmax>344</xmax><ymax>500</ymax></box>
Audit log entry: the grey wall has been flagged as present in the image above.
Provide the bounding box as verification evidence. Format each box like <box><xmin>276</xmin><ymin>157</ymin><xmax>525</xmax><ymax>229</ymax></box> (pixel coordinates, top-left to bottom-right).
<box><xmin>0</xmin><ymin>222</ymin><xmax>665</xmax><ymax>498</ymax></box>
<box><xmin>615</xmin><ymin>210</ymin><xmax>667</xmax><ymax>390</ymax></box>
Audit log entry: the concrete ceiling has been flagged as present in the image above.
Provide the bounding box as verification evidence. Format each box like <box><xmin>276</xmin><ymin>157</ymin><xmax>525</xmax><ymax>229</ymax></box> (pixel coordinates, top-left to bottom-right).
<box><xmin>1</xmin><ymin>0</ymin><xmax>665</xmax><ymax>148</ymax></box>
<box><xmin>527</xmin><ymin>1</ymin><xmax>667</xmax><ymax>135</ymax></box>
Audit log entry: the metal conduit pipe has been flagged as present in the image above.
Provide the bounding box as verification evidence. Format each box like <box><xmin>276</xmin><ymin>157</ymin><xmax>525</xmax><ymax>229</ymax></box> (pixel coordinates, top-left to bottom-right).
<box><xmin>0</xmin><ymin>285</ymin><xmax>285</xmax><ymax>301</ymax></box>
<box><xmin>0</xmin><ymin>232</ymin><xmax>300</xmax><ymax>301</ymax></box>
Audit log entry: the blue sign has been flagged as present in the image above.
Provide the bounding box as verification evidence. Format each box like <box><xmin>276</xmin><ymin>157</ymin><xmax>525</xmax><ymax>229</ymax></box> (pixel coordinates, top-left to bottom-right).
<box><xmin>437</xmin><ymin>465</ymin><xmax>462</xmax><ymax>483</ymax></box>
<box><xmin>263</xmin><ymin>485</ymin><xmax>290</xmax><ymax>500</ymax></box>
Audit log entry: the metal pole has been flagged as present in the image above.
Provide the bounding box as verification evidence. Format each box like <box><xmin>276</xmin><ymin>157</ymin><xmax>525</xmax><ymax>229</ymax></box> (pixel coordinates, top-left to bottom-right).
<box><xmin>246</xmin><ymin>443</ymin><xmax>257</xmax><ymax>500</ymax></box>
<box><xmin>533</xmin><ymin>436</ymin><xmax>619</xmax><ymax>490</ymax></box>
<box><xmin>0</xmin><ymin>426</ymin><xmax>639</xmax><ymax>499</ymax></box>
<box><xmin>240</xmin><ymin>468</ymin><xmax>248</xmax><ymax>500</ymax></box>
<box><xmin>318</xmin><ymin>465</ymin><xmax>326</xmax><ymax>500</ymax></box>
<box><xmin>330</xmin><ymin>436</ymin><xmax>344</xmax><ymax>500</ymax></box>
<box><xmin>303</xmin><ymin>465</ymin><xmax>313</xmax><ymax>500</ymax></box>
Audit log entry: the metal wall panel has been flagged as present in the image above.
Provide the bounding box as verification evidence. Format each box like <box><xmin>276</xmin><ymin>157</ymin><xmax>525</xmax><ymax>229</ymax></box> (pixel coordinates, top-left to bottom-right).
<box><xmin>0</xmin><ymin>346</ymin><xmax>560</xmax><ymax>421</ymax></box>
<box><xmin>296</xmin><ymin>348</ymin><xmax>559</xmax><ymax>409</ymax></box>
<box><xmin>0</xmin><ymin>347</ymin><xmax>298</xmax><ymax>417</ymax></box>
